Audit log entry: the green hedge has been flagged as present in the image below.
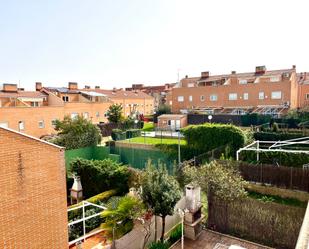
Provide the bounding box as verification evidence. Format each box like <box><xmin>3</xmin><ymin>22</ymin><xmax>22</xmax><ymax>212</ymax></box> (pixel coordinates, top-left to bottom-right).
<box><xmin>111</xmin><ymin>129</ymin><xmax>141</xmax><ymax>140</ymax></box>
<box><xmin>70</xmin><ymin>158</ymin><xmax>129</xmax><ymax>198</ymax></box>
<box><xmin>254</xmin><ymin>131</ymin><xmax>305</xmax><ymax>141</ymax></box>
<box><xmin>241</xmin><ymin>150</ymin><xmax>309</xmax><ymax>168</ymax></box>
<box><xmin>181</xmin><ymin>123</ymin><xmax>245</xmax><ymax>155</ymax></box>
<box><xmin>126</xmin><ymin>129</ymin><xmax>141</xmax><ymax>139</ymax></box>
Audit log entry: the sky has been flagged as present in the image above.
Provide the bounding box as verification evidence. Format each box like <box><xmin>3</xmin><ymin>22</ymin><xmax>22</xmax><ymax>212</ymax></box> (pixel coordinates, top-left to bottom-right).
<box><xmin>0</xmin><ymin>0</ymin><xmax>308</xmax><ymax>90</ymax></box>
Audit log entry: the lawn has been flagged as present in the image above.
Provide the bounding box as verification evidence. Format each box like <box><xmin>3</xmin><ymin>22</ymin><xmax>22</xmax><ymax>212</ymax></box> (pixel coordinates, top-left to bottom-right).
<box><xmin>124</xmin><ymin>136</ymin><xmax>186</xmax><ymax>145</ymax></box>
<box><xmin>142</xmin><ymin>122</ymin><xmax>154</xmax><ymax>131</ymax></box>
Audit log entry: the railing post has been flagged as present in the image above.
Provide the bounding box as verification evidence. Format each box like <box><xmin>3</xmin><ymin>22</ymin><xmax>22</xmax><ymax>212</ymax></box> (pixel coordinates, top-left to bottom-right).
<box><xmin>82</xmin><ymin>201</ymin><xmax>86</xmax><ymax>242</ymax></box>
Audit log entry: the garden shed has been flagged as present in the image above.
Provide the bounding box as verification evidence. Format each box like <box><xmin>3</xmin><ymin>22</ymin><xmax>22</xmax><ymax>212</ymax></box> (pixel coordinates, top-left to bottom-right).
<box><xmin>157</xmin><ymin>114</ymin><xmax>187</xmax><ymax>130</ymax></box>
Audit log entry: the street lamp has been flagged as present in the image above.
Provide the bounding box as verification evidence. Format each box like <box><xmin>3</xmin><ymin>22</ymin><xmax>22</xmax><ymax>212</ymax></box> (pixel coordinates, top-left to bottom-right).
<box><xmin>178</xmin><ymin>208</ymin><xmax>189</xmax><ymax>249</ymax></box>
<box><xmin>208</xmin><ymin>114</ymin><xmax>213</xmax><ymax>123</ymax></box>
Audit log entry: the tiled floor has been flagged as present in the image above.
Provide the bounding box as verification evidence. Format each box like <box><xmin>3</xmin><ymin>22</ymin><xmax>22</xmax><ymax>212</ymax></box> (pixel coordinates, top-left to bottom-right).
<box><xmin>171</xmin><ymin>230</ymin><xmax>272</xmax><ymax>249</ymax></box>
<box><xmin>69</xmin><ymin>231</ymin><xmax>110</xmax><ymax>249</ymax></box>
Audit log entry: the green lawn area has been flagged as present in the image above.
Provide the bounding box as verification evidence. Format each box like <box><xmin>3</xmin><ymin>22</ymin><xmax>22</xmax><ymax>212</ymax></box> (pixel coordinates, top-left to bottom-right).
<box><xmin>124</xmin><ymin>136</ymin><xmax>186</xmax><ymax>145</ymax></box>
<box><xmin>142</xmin><ymin>122</ymin><xmax>154</xmax><ymax>131</ymax></box>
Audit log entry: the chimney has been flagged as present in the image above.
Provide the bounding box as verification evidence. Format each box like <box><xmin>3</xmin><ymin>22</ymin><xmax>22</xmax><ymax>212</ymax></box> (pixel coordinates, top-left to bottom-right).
<box><xmin>68</xmin><ymin>82</ymin><xmax>78</xmax><ymax>90</ymax></box>
<box><xmin>35</xmin><ymin>82</ymin><xmax>42</xmax><ymax>91</ymax></box>
<box><xmin>292</xmin><ymin>65</ymin><xmax>296</xmax><ymax>70</ymax></box>
<box><xmin>231</xmin><ymin>71</ymin><xmax>236</xmax><ymax>75</ymax></box>
<box><xmin>95</xmin><ymin>86</ymin><xmax>100</xmax><ymax>89</ymax></box>
<box><xmin>3</xmin><ymin>83</ymin><xmax>17</xmax><ymax>92</ymax></box>
<box><xmin>255</xmin><ymin>66</ymin><xmax>266</xmax><ymax>75</ymax></box>
<box><xmin>84</xmin><ymin>85</ymin><xmax>90</xmax><ymax>89</ymax></box>
<box><xmin>201</xmin><ymin>71</ymin><xmax>210</xmax><ymax>78</ymax></box>
<box><xmin>185</xmin><ymin>75</ymin><xmax>188</xmax><ymax>78</ymax></box>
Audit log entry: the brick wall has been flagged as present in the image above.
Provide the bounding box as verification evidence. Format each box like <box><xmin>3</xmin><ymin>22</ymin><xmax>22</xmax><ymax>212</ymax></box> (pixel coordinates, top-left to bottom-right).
<box><xmin>0</xmin><ymin>127</ymin><xmax>68</xmax><ymax>248</ymax></box>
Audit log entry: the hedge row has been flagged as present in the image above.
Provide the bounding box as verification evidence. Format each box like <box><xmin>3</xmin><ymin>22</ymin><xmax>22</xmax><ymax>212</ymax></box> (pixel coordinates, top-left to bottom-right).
<box><xmin>111</xmin><ymin>129</ymin><xmax>141</xmax><ymax>141</ymax></box>
<box><xmin>254</xmin><ymin>131</ymin><xmax>305</xmax><ymax>141</ymax></box>
<box><xmin>240</xmin><ymin>150</ymin><xmax>309</xmax><ymax>168</ymax></box>
<box><xmin>70</xmin><ymin>158</ymin><xmax>129</xmax><ymax>198</ymax></box>
<box><xmin>181</xmin><ymin>123</ymin><xmax>245</xmax><ymax>155</ymax></box>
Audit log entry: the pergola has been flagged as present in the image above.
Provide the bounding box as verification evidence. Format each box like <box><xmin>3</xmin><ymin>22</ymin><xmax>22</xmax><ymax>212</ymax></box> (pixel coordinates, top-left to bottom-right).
<box><xmin>236</xmin><ymin>137</ymin><xmax>309</xmax><ymax>163</ymax></box>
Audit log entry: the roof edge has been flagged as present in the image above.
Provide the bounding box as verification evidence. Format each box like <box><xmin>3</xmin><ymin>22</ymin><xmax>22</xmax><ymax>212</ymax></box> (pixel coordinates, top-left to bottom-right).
<box><xmin>0</xmin><ymin>126</ymin><xmax>64</xmax><ymax>150</ymax></box>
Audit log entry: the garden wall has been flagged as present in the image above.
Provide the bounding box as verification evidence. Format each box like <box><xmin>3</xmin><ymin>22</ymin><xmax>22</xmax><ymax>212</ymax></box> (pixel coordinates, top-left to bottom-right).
<box><xmin>208</xmin><ymin>194</ymin><xmax>306</xmax><ymax>249</ymax></box>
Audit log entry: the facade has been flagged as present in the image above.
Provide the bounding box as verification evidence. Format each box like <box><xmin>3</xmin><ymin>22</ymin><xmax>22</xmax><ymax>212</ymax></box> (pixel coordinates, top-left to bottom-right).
<box><xmin>0</xmin><ymin>126</ymin><xmax>68</xmax><ymax>248</ymax></box>
<box><xmin>125</xmin><ymin>83</ymin><xmax>176</xmax><ymax>110</ymax></box>
<box><xmin>168</xmin><ymin>66</ymin><xmax>309</xmax><ymax>116</ymax></box>
<box><xmin>157</xmin><ymin>114</ymin><xmax>187</xmax><ymax>130</ymax></box>
<box><xmin>0</xmin><ymin>82</ymin><xmax>154</xmax><ymax>138</ymax></box>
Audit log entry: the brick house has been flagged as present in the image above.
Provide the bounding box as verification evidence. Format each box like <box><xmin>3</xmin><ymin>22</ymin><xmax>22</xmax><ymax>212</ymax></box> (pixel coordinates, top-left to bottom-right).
<box><xmin>0</xmin><ymin>126</ymin><xmax>68</xmax><ymax>248</ymax></box>
<box><xmin>157</xmin><ymin>114</ymin><xmax>187</xmax><ymax>130</ymax></box>
<box><xmin>167</xmin><ymin>66</ymin><xmax>309</xmax><ymax>117</ymax></box>
<box><xmin>0</xmin><ymin>82</ymin><xmax>154</xmax><ymax>138</ymax></box>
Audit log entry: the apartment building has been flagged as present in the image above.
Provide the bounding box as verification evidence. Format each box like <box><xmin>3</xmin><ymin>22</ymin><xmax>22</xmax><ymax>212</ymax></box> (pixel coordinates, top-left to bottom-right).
<box><xmin>0</xmin><ymin>126</ymin><xmax>68</xmax><ymax>248</ymax></box>
<box><xmin>125</xmin><ymin>83</ymin><xmax>176</xmax><ymax>109</ymax></box>
<box><xmin>0</xmin><ymin>82</ymin><xmax>154</xmax><ymax>138</ymax></box>
<box><xmin>168</xmin><ymin>66</ymin><xmax>308</xmax><ymax>116</ymax></box>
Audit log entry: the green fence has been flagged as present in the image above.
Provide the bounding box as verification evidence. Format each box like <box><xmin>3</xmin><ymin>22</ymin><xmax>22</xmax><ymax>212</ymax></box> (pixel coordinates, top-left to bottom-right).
<box><xmin>65</xmin><ymin>145</ymin><xmax>174</xmax><ymax>173</ymax></box>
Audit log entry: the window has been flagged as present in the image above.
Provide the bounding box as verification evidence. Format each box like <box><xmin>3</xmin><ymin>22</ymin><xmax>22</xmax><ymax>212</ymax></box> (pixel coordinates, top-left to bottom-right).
<box><xmin>239</xmin><ymin>79</ymin><xmax>247</xmax><ymax>85</ymax></box>
<box><xmin>51</xmin><ymin>119</ymin><xmax>57</xmax><ymax>128</ymax></box>
<box><xmin>168</xmin><ymin>120</ymin><xmax>171</xmax><ymax>125</ymax></box>
<box><xmin>271</xmin><ymin>91</ymin><xmax>282</xmax><ymax>99</ymax></box>
<box><xmin>228</xmin><ymin>93</ymin><xmax>237</xmax><ymax>100</ymax></box>
<box><xmin>188</xmin><ymin>83</ymin><xmax>194</xmax><ymax>88</ymax></box>
<box><xmin>38</xmin><ymin>120</ymin><xmax>44</xmax><ymax>128</ymax></box>
<box><xmin>306</xmin><ymin>94</ymin><xmax>309</xmax><ymax>100</ymax></box>
<box><xmin>243</xmin><ymin>93</ymin><xmax>249</xmax><ymax>100</ymax></box>
<box><xmin>200</xmin><ymin>95</ymin><xmax>205</xmax><ymax>101</ymax></box>
<box><xmin>18</xmin><ymin>121</ymin><xmax>25</xmax><ymax>131</ymax></box>
<box><xmin>71</xmin><ymin>113</ymin><xmax>78</xmax><ymax>119</ymax></box>
<box><xmin>177</xmin><ymin>96</ymin><xmax>184</xmax><ymax>102</ymax></box>
<box><xmin>96</xmin><ymin>112</ymin><xmax>100</xmax><ymax>117</ymax></box>
<box><xmin>270</xmin><ymin>76</ymin><xmax>280</xmax><ymax>82</ymax></box>
<box><xmin>169</xmin><ymin>100</ymin><xmax>172</xmax><ymax>105</ymax></box>
<box><xmin>31</xmin><ymin>102</ymin><xmax>39</xmax><ymax>107</ymax></box>
<box><xmin>83</xmin><ymin>112</ymin><xmax>89</xmax><ymax>119</ymax></box>
<box><xmin>189</xmin><ymin>95</ymin><xmax>193</xmax><ymax>102</ymax></box>
<box><xmin>259</xmin><ymin>92</ymin><xmax>264</xmax><ymax>100</ymax></box>
<box><xmin>62</xmin><ymin>96</ymin><xmax>69</xmax><ymax>102</ymax></box>
<box><xmin>210</xmin><ymin>94</ymin><xmax>218</xmax><ymax>101</ymax></box>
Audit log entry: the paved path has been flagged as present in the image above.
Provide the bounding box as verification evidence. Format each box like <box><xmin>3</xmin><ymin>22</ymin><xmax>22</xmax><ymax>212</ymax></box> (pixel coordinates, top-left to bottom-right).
<box><xmin>171</xmin><ymin>230</ymin><xmax>272</xmax><ymax>249</ymax></box>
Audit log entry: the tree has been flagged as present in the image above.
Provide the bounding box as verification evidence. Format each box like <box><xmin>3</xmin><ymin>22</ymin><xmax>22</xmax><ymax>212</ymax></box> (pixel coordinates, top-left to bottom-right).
<box><xmin>155</xmin><ymin>104</ymin><xmax>171</xmax><ymax>116</ymax></box>
<box><xmin>101</xmin><ymin>196</ymin><xmax>145</xmax><ymax>240</ymax></box>
<box><xmin>107</xmin><ymin>103</ymin><xmax>123</xmax><ymax>123</ymax></box>
<box><xmin>141</xmin><ymin>161</ymin><xmax>182</xmax><ymax>242</ymax></box>
<box><xmin>183</xmin><ymin>160</ymin><xmax>247</xmax><ymax>201</ymax></box>
<box><xmin>52</xmin><ymin>115</ymin><xmax>101</xmax><ymax>149</ymax></box>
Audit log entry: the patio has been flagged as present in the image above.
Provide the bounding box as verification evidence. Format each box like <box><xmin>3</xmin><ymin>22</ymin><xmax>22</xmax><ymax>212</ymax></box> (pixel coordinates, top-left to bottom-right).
<box><xmin>171</xmin><ymin>229</ymin><xmax>272</xmax><ymax>249</ymax></box>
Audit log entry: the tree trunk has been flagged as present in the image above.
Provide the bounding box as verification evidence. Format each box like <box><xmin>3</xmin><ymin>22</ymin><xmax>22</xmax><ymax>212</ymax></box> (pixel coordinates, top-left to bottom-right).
<box><xmin>160</xmin><ymin>216</ymin><xmax>166</xmax><ymax>242</ymax></box>
<box><xmin>154</xmin><ymin>216</ymin><xmax>157</xmax><ymax>241</ymax></box>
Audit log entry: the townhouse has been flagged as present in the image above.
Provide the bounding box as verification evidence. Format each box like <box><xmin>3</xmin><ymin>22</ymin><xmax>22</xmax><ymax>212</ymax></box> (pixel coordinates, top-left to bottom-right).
<box><xmin>0</xmin><ymin>82</ymin><xmax>154</xmax><ymax>138</ymax></box>
<box><xmin>125</xmin><ymin>83</ymin><xmax>176</xmax><ymax>109</ymax></box>
<box><xmin>168</xmin><ymin>65</ymin><xmax>309</xmax><ymax>116</ymax></box>
<box><xmin>0</xmin><ymin>126</ymin><xmax>68</xmax><ymax>248</ymax></box>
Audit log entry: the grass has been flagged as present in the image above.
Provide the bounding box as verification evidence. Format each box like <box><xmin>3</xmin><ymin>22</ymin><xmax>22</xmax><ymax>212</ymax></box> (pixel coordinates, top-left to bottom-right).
<box><xmin>123</xmin><ymin>136</ymin><xmax>186</xmax><ymax>145</ymax></box>
<box><xmin>142</xmin><ymin>122</ymin><xmax>154</xmax><ymax>131</ymax></box>
<box><xmin>248</xmin><ymin>191</ymin><xmax>307</xmax><ymax>208</ymax></box>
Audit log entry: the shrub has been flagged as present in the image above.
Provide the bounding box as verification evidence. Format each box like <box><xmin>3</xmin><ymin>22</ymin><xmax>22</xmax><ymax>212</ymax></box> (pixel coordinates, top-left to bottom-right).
<box><xmin>148</xmin><ymin>241</ymin><xmax>170</xmax><ymax>249</ymax></box>
<box><xmin>181</xmin><ymin>123</ymin><xmax>246</xmax><ymax>155</ymax></box>
<box><xmin>70</xmin><ymin>158</ymin><xmax>129</xmax><ymax>198</ymax></box>
<box><xmin>111</xmin><ymin>129</ymin><xmax>126</xmax><ymax>141</ymax></box>
<box><xmin>126</xmin><ymin>129</ymin><xmax>141</xmax><ymax>139</ymax></box>
<box><xmin>168</xmin><ymin>224</ymin><xmax>182</xmax><ymax>244</ymax></box>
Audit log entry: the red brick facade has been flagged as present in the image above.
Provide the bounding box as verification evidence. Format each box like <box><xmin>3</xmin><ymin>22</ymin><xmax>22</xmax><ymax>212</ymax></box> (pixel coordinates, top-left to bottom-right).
<box><xmin>0</xmin><ymin>127</ymin><xmax>68</xmax><ymax>248</ymax></box>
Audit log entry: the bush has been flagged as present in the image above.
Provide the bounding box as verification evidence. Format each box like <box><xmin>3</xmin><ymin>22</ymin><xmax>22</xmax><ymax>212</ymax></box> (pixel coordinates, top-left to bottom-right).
<box><xmin>70</xmin><ymin>158</ymin><xmax>130</xmax><ymax>198</ymax></box>
<box><xmin>148</xmin><ymin>241</ymin><xmax>170</xmax><ymax>249</ymax></box>
<box><xmin>181</xmin><ymin>123</ymin><xmax>246</xmax><ymax>155</ymax></box>
<box><xmin>241</xmin><ymin>113</ymin><xmax>272</xmax><ymax>126</ymax></box>
<box><xmin>168</xmin><ymin>224</ymin><xmax>182</xmax><ymax>244</ymax></box>
<box><xmin>111</xmin><ymin>129</ymin><xmax>126</xmax><ymax>141</ymax></box>
<box><xmin>126</xmin><ymin>129</ymin><xmax>141</xmax><ymax>139</ymax></box>
<box><xmin>155</xmin><ymin>144</ymin><xmax>200</xmax><ymax>161</ymax></box>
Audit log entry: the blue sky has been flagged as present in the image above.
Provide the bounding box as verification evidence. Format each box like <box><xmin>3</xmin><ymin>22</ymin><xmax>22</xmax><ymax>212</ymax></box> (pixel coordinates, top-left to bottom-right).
<box><xmin>0</xmin><ymin>0</ymin><xmax>308</xmax><ymax>90</ymax></box>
